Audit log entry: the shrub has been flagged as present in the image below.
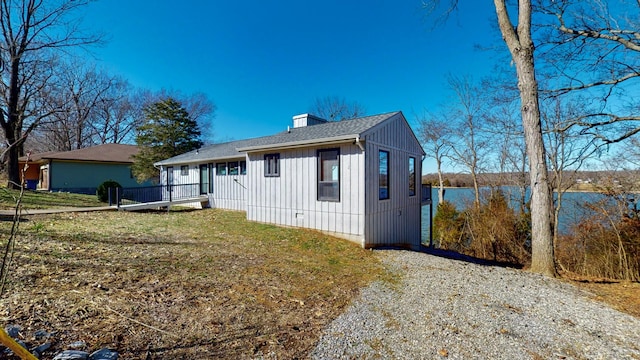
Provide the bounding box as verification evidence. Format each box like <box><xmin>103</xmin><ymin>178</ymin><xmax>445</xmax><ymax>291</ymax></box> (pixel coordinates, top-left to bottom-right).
<box><xmin>433</xmin><ymin>200</ymin><xmax>464</xmax><ymax>250</ymax></box>
<box><xmin>464</xmin><ymin>190</ymin><xmax>531</xmax><ymax>265</ymax></box>
<box><xmin>96</xmin><ymin>180</ymin><xmax>122</xmax><ymax>203</ymax></box>
<box><xmin>435</xmin><ymin>190</ymin><xmax>531</xmax><ymax>266</ymax></box>
<box><xmin>557</xmin><ymin>197</ymin><xmax>640</xmax><ymax>281</ymax></box>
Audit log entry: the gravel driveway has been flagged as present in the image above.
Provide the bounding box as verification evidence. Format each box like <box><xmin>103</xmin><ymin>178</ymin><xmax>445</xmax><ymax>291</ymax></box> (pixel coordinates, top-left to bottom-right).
<box><xmin>312</xmin><ymin>250</ymin><xmax>640</xmax><ymax>359</ymax></box>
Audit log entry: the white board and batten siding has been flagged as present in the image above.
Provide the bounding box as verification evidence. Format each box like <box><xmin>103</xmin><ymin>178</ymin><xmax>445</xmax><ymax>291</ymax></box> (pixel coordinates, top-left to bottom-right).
<box><xmin>362</xmin><ymin>113</ymin><xmax>424</xmax><ymax>249</ymax></box>
<box><xmin>209</xmin><ymin>158</ymin><xmax>248</xmax><ymax>211</ymax></box>
<box><xmin>159</xmin><ymin>161</ymin><xmax>248</xmax><ymax>210</ymax></box>
<box><xmin>156</xmin><ymin>111</ymin><xmax>425</xmax><ymax>249</ymax></box>
<box><xmin>246</xmin><ymin>143</ymin><xmax>366</xmax><ymax>245</ymax></box>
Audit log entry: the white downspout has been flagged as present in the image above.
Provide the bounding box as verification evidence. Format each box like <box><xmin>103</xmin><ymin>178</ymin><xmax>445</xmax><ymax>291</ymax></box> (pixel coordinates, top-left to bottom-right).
<box><xmin>355</xmin><ymin>136</ymin><xmax>364</xmax><ymax>151</ymax></box>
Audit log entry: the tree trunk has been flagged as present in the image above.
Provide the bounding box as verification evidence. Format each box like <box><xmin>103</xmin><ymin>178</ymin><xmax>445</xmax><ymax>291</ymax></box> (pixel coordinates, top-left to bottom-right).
<box><xmin>5</xmin><ymin>57</ymin><xmax>22</xmax><ymax>190</ymax></box>
<box><xmin>471</xmin><ymin>169</ymin><xmax>480</xmax><ymax>207</ymax></box>
<box><xmin>517</xmin><ymin>57</ymin><xmax>555</xmax><ymax>276</ymax></box>
<box><xmin>494</xmin><ymin>0</ymin><xmax>556</xmax><ymax>276</ymax></box>
<box><xmin>5</xmin><ymin>133</ymin><xmax>21</xmax><ymax>190</ymax></box>
<box><xmin>436</xmin><ymin>157</ymin><xmax>445</xmax><ymax>203</ymax></box>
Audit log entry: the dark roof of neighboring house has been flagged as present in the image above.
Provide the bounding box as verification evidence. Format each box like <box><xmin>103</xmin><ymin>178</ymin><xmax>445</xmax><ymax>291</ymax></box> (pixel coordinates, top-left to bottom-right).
<box><xmin>20</xmin><ymin>144</ymin><xmax>139</xmax><ymax>163</ymax></box>
<box><xmin>155</xmin><ymin>111</ymin><xmax>403</xmax><ymax>166</ymax></box>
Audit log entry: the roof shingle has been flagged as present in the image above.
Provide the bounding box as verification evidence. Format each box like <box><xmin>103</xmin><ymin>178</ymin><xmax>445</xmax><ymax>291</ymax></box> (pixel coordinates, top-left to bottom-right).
<box><xmin>21</xmin><ymin>144</ymin><xmax>139</xmax><ymax>163</ymax></box>
<box><xmin>155</xmin><ymin>111</ymin><xmax>401</xmax><ymax>166</ymax></box>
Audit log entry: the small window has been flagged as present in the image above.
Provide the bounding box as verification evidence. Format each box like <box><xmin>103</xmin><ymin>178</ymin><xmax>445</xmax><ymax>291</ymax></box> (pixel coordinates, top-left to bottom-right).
<box><xmin>264</xmin><ymin>153</ymin><xmax>280</xmax><ymax>177</ymax></box>
<box><xmin>379</xmin><ymin>150</ymin><xmax>390</xmax><ymax>200</ymax></box>
<box><xmin>409</xmin><ymin>157</ymin><xmax>416</xmax><ymax>197</ymax></box>
<box><xmin>228</xmin><ymin>161</ymin><xmax>239</xmax><ymax>175</ymax></box>
<box><xmin>318</xmin><ymin>149</ymin><xmax>340</xmax><ymax>201</ymax></box>
<box><xmin>216</xmin><ymin>162</ymin><xmax>227</xmax><ymax>176</ymax></box>
<box><xmin>240</xmin><ymin>160</ymin><xmax>247</xmax><ymax>175</ymax></box>
<box><xmin>208</xmin><ymin>164</ymin><xmax>214</xmax><ymax>193</ymax></box>
<box><xmin>181</xmin><ymin>165</ymin><xmax>189</xmax><ymax>176</ymax></box>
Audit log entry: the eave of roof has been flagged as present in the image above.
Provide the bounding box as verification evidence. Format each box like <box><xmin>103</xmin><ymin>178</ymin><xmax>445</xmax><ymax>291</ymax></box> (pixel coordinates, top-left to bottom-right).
<box><xmin>236</xmin><ymin>134</ymin><xmax>359</xmax><ymax>152</ymax></box>
<box><xmin>154</xmin><ymin>111</ymin><xmax>407</xmax><ymax>165</ymax></box>
<box><xmin>154</xmin><ymin>138</ymin><xmax>253</xmax><ymax>166</ymax></box>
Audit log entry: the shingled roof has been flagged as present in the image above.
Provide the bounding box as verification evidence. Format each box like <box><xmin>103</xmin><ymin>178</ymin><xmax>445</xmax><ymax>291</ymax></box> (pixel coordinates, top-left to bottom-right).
<box><xmin>237</xmin><ymin>111</ymin><xmax>400</xmax><ymax>151</ymax></box>
<box><xmin>21</xmin><ymin>144</ymin><xmax>139</xmax><ymax>163</ymax></box>
<box><xmin>154</xmin><ymin>138</ymin><xmax>256</xmax><ymax>166</ymax></box>
<box><xmin>155</xmin><ymin>111</ymin><xmax>402</xmax><ymax>166</ymax></box>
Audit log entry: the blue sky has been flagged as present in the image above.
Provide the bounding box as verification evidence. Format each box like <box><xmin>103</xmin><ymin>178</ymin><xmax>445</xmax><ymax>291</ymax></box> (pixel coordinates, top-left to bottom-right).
<box><xmin>81</xmin><ymin>1</ymin><xmax>502</xmax><ymax>173</ymax></box>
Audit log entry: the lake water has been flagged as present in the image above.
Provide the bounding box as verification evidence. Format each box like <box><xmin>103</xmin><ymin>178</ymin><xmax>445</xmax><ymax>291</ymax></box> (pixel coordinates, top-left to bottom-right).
<box><xmin>420</xmin><ymin>186</ymin><xmax>609</xmax><ymax>244</ymax></box>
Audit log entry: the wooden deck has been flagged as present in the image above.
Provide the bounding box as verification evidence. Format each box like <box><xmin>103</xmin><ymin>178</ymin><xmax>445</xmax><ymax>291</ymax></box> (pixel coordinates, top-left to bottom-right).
<box><xmin>117</xmin><ymin>195</ymin><xmax>209</xmax><ymax>211</ymax></box>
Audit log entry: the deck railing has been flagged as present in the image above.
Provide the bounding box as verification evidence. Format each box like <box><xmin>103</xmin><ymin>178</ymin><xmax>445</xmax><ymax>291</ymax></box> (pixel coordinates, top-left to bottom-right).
<box><xmin>421</xmin><ymin>183</ymin><xmax>432</xmax><ymax>206</ymax></box>
<box><xmin>108</xmin><ymin>183</ymin><xmax>202</xmax><ymax>206</ymax></box>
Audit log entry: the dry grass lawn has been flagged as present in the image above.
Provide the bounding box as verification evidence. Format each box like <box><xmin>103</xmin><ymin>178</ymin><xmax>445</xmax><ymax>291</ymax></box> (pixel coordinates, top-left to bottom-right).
<box><xmin>570</xmin><ymin>279</ymin><xmax>640</xmax><ymax>318</ymax></box>
<box><xmin>0</xmin><ymin>209</ymin><xmax>390</xmax><ymax>359</ymax></box>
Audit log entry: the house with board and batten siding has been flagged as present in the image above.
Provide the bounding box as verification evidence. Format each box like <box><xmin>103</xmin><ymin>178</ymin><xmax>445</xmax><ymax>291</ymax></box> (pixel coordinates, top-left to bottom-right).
<box><xmin>155</xmin><ymin>111</ymin><xmax>426</xmax><ymax>249</ymax></box>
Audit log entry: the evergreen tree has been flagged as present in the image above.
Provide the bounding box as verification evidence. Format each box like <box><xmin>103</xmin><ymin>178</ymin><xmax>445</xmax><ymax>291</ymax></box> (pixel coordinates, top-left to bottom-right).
<box><xmin>132</xmin><ymin>98</ymin><xmax>203</xmax><ymax>182</ymax></box>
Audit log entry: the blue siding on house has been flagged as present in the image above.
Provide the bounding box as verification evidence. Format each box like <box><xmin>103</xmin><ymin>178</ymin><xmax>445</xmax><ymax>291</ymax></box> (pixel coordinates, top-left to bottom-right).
<box><xmin>49</xmin><ymin>160</ymin><xmax>152</xmax><ymax>193</ymax></box>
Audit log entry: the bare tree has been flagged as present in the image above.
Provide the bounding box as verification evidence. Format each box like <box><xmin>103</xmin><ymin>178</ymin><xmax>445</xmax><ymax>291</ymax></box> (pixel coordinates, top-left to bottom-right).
<box><xmin>310</xmin><ymin>96</ymin><xmax>366</xmax><ymax>121</ymax></box>
<box><xmin>542</xmin><ymin>97</ymin><xmax>599</xmax><ymax>248</ymax></box>
<box><xmin>92</xmin><ymin>77</ymin><xmax>138</xmax><ymax>145</ymax></box>
<box><xmin>0</xmin><ymin>0</ymin><xmax>101</xmax><ymax>188</ymax></box>
<box><xmin>38</xmin><ymin>61</ymin><xmax>119</xmax><ymax>151</ymax></box>
<box><xmin>425</xmin><ymin>0</ymin><xmax>556</xmax><ymax>274</ymax></box>
<box><xmin>493</xmin><ymin>0</ymin><xmax>556</xmax><ymax>276</ymax></box>
<box><xmin>416</xmin><ymin>110</ymin><xmax>453</xmax><ymax>204</ymax></box>
<box><xmin>537</xmin><ymin>0</ymin><xmax>640</xmax><ymax>144</ymax></box>
<box><xmin>486</xmin><ymin>100</ymin><xmax>529</xmax><ymax>214</ymax></box>
<box><xmin>622</xmin><ymin>137</ymin><xmax>640</xmax><ymax>169</ymax></box>
<box><xmin>444</xmin><ymin>75</ymin><xmax>490</xmax><ymax>206</ymax></box>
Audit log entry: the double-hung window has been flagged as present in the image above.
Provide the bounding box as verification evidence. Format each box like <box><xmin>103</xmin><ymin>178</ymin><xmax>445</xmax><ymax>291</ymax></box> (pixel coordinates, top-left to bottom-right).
<box><xmin>318</xmin><ymin>149</ymin><xmax>340</xmax><ymax>201</ymax></box>
<box><xmin>264</xmin><ymin>154</ymin><xmax>280</xmax><ymax>177</ymax></box>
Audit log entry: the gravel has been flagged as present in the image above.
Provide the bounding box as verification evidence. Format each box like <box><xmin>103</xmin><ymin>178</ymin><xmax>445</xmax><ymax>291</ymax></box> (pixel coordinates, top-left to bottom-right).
<box><xmin>311</xmin><ymin>249</ymin><xmax>640</xmax><ymax>359</ymax></box>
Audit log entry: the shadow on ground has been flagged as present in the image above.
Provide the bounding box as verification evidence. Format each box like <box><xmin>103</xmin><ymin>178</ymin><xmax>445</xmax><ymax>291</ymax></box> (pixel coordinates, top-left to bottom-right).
<box><xmin>375</xmin><ymin>245</ymin><xmax>524</xmax><ymax>269</ymax></box>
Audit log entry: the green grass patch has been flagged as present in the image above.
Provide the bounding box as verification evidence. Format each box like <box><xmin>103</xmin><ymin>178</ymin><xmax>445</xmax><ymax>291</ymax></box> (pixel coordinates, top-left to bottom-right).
<box><xmin>0</xmin><ymin>187</ymin><xmax>106</xmax><ymax>209</ymax></box>
<box><xmin>0</xmin><ymin>208</ymin><xmax>389</xmax><ymax>358</ymax></box>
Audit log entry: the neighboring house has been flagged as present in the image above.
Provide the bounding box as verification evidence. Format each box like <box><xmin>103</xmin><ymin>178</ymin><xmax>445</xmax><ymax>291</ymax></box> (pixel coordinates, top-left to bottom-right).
<box><xmin>156</xmin><ymin>111</ymin><xmax>426</xmax><ymax>249</ymax></box>
<box><xmin>19</xmin><ymin>143</ymin><xmax>153</xmax><ymax>194</ymax></box>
